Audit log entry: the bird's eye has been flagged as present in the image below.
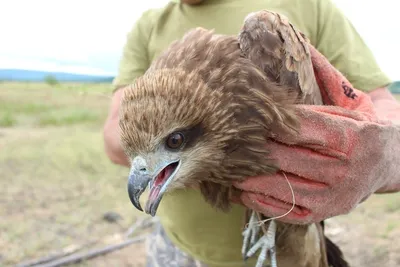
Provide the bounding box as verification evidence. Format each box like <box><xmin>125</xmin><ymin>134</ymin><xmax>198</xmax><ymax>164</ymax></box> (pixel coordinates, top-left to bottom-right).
<box><xmin>166</xmin><ymin>132</ymin><xmax>185</xmax><ymax>149</ymax></box>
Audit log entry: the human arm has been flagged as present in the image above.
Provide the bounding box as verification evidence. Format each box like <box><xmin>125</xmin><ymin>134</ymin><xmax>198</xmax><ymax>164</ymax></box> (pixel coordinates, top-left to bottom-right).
<box><xmin>104</xmin><ymin>88</ymin><xmax>130</xmax><ymax>167</ymax></box>
<box><xmin>233</xmin><ymin>43</ymin><xmax>400</xmax><ymax>224</ymax></box>
<box><xmin>234</xmin><ymin>45</ymin><xmax>400</xmax><ymax>224</ymax></box>
<box><xmin>233</xmin><ymin>0</ymin><xmax>399</xmax><ymax>224</ymax></box>
<box><xmin>369</xmin><ymin>86</ymin><xmax>400</xmax><ymax>124</ymax></box>
<box><xmin>103</xmin><ymin>12</ymin><xmax>153</xmax><ymax>167</ymax></box>
<box><xmin>369</xmin><ymin>87</ymin><xmax>400</xmax><ymax>193</ymax></box>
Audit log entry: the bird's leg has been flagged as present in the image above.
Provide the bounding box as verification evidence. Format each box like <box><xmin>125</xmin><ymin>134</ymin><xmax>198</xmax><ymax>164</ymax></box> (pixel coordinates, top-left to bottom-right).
<box><xmin>242</xmin><ymin>211</ymin><xmax>277</xmax><ymax>267</ymax></box>
<box><xmin>242</xmin><ymin>210</ymin><xmax>261</xmax><ymax>260</ymax></box>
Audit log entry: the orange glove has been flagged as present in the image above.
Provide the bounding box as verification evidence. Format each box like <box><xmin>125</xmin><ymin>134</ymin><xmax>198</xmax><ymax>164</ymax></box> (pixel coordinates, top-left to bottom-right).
<box><xmin>234</xmin><ymin>46</ymin><xmax>400</xmax><ymax>224</ymax></box>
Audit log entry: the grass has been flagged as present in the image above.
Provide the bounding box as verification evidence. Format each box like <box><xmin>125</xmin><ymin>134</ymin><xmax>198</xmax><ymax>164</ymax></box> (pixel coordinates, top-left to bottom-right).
<box><xmin>0</xmin><ymin>112</ymin><xmax>16</xmax><ymax>127</ymax></box>
<box><xmin>0</xmin><ymin>82</ymin><xmax>111</xmax><ymax>128</ymax></box>
<box><xmin>1</xmin><ymin>82</ymin><xmax>399</xmax><ymax>267</ymax></box>
<box><xmin>0</xmin><ymin>82</ymin><xmax>146</xmax><ymax>267</ymax></box>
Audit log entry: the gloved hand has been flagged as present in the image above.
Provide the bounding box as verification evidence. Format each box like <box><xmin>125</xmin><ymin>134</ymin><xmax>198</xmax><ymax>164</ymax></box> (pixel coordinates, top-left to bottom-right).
<box><xmin>233</xmin><ymin>45</ymin><xmax>400</xmax><ymax>224</ymax></box>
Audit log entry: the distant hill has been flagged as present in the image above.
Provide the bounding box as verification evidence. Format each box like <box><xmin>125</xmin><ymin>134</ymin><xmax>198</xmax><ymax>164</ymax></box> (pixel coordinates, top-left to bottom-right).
<box><xmin>0</xmin><ymin>69</ymin><xmax>114</xmax><ymax>83</ymax></box>
<box><xmin>389</xmin><ymin>81</ymin><xmax>400</xmax><ymax>94</ymax></box>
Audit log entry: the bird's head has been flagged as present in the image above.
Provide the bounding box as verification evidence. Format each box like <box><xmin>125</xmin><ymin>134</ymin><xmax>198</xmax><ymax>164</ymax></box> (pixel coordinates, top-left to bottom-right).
<box><xmin>119</xmin><ymin>68</ymin><xmax>239</xmax><ymax>216</ymax></box>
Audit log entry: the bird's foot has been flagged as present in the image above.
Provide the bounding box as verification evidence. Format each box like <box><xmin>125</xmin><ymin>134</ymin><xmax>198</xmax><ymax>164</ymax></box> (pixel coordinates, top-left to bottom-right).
<box><xmin>242</xmin><ymin>211</ymin><xmax>277</xmax><ymax>267</ymax></box>
<box><xmin>242</xmin><ymin>211</ymin><xmax>261</xmax><ymax>260</ymax></box>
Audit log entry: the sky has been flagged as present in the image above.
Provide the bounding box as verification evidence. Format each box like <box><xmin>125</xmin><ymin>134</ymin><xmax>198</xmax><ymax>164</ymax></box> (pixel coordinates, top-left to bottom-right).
<box><xmin>0</xmin><ymin>0</ymin><xmax>399</xmax><ymax>80</ymax></box>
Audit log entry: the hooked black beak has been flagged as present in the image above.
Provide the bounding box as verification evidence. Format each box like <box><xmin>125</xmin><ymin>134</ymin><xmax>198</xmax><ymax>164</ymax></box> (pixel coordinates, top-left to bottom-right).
<box><xmin>127</xmin><ymin>169</ymin><xmax>150</xmax><ymax>213</ymax></box>
<box><xmin>127</xmin><ymin>156</ymin><xmax>180</xmax><ymax>217</ymax></box>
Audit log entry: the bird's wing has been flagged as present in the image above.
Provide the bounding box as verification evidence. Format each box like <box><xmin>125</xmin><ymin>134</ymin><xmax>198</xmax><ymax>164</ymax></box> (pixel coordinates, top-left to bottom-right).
<box><xmin>238</xmin><ymin>10</ymin><xmax>323</xmax><ymax>105</ymax></box>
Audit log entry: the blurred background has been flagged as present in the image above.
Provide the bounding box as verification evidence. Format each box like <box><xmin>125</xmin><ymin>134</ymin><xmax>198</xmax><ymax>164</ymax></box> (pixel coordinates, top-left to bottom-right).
<box><xmin>0</xmin><ymin>0</ymin><xmax>399</xmax><ymax>267</ymax></box>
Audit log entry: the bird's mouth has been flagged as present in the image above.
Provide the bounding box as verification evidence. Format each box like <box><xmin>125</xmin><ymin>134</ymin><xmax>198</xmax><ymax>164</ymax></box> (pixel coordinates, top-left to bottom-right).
<box><xmin>127</xmin><ymin>159</ymin><xmax>181</xmax><ymax>217</ymax></box>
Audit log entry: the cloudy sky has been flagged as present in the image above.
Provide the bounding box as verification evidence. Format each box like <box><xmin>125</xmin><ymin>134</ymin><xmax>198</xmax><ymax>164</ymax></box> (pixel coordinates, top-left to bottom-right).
<box><xmin>0</xmin><ymin>0</ymin><xmax>399</xmax><ymax>80</ymax></box>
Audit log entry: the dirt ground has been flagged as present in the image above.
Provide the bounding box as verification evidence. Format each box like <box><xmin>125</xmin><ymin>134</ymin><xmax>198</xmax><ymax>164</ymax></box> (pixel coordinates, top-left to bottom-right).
<box><xmin>1</xmin><ymin>82</ymin><xmax>399</xmax><ymax>267</ymax></box>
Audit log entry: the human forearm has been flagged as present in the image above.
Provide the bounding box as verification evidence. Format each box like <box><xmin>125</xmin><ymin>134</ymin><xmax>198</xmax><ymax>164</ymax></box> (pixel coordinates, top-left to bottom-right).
<box><xmin>103</xmin><ymin>88</ymin><xmax>130</xmax><ymax>168</ymax></box>
<box><xmin>368</xmin><ymin>87</ymin><xmax>400</xmax><ymax>123</ymax></box>
<box><xmin>374</xmin><ymin>123</ymin><xmax>400</xmax><ymax>193</ymax></box>
<box><xmin>367</xmin><ymin>87</ymin><xmax>400</xmax><ymax>193</ymax></box>
<box><xmin>103</xmin><ymin>118</ymin><xmax>130</xmax><ymax>167</ymax></box>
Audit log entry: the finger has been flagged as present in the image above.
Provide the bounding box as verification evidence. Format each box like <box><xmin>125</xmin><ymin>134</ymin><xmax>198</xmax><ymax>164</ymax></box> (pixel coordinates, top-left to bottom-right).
<box><xmin>309</xmin><ymin>45</ymin><xmax>376</xmax><ymax>115</ymax></box>
<box><xmin>235</xmin><ymin>170</ymin><xmax>330</xmax><ymax>211</ymax></box>
<box><xmin>265</xmin><ymin>140</ymin><xmax>348</xmax><ymax>185</ymax></box>
<box><xmin>270</xmin><ymin>105</ymin><xmax>370</xmax><ymax>156</ymax></box>
<box><xmin>239</xmin><ymin>192</ymin><xmax>317</xmax><ymax>224</ymax></box>
<box><xmin>234</xmin><ymin>171</ymin><xmax>328</xmax><ymax>197</ymax></box>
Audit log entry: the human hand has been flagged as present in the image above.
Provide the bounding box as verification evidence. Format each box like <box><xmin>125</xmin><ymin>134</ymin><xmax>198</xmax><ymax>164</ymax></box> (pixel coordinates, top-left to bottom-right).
<box><xmin>233</xmin><ymin>46</ymin><xmax>400</xmax><ymax>224</ymax></box>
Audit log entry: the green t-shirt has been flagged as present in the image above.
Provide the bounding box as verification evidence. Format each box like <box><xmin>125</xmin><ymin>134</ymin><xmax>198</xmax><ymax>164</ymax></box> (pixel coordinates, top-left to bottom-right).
<box><xmin>113</xmin><ymin>0</ymin><xmax>392</xmax><ymax>266</ymax></box>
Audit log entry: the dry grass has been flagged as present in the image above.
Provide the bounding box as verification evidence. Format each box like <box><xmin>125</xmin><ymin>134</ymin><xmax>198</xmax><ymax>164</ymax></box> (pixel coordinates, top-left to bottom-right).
<box><xmin>0</xmin><ymin>82</ymin><xmax>146</xmax><ymax>266</ymax></box>
<box><xmin>1</xmin><ymin>82</ymin><xmax>399</xmax><ymax>267</ymax></box>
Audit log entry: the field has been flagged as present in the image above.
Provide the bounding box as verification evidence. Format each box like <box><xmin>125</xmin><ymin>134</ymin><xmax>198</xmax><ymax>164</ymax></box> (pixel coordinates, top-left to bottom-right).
<box><xmin>1</xmin><ymin>82</ymin><xmax>399</xmax><ymax>267</ymax></box>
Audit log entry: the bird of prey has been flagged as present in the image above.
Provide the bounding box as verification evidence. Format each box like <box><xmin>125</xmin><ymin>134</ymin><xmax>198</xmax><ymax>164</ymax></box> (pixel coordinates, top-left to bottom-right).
<box><xmin>119</xmin><ymin>10</ymin><xmax>349</xmax><ymax>267</ymax></box>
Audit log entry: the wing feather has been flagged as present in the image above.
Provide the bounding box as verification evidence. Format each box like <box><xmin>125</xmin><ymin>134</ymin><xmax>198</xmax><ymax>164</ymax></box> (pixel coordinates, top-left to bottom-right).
<box><xmin>239</xmin><ymin>10</ymin><xmax>323</xmax><ymax>105</ymax></box>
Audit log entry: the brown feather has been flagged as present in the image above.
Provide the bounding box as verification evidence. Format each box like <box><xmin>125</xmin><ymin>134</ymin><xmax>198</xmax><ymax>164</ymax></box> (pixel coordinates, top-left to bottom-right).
<box><xmin>239</xmin><ymin>10</ymin><xmax>323</xmax><ymax>105</ymax></box>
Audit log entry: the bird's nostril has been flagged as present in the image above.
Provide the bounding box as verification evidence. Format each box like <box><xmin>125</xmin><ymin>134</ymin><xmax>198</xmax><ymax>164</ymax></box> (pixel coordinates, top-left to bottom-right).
<box><xmin>139</xmin><ymin>168</ymin><xmax>147</xmax><ymax>172</ymax></box>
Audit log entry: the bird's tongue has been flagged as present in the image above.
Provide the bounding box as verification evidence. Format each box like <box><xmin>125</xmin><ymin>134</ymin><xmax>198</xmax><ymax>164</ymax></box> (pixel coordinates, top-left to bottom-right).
<box><xmin>147</xmin><ymin>164</ymin><xmax>175</xmax><ymax>204</ymax></box>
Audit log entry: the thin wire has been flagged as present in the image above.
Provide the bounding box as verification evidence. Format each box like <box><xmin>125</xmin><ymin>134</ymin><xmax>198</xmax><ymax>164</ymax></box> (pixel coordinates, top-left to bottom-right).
<box><xmin>247</xmin><ymin>172</ymin><xmax>295</xmax><ymax>227</ymax></box>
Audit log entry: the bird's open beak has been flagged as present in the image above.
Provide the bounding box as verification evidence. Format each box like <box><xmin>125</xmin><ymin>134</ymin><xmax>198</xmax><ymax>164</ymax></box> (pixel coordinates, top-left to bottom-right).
<box><xmin>127</xmin><ymin>156</ymin><xmax>181</xmax><ymax>217</ymax></box>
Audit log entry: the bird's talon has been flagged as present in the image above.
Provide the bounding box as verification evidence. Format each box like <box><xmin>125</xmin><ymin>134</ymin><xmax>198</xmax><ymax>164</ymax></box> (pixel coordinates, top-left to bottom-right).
<box><xmin>242</xmin><ymin>214</ymin><xmax>277</xmax><ymax>267</ymax></box>
<box><xmin>242</xmin><ymin>211</ymin><xmax>261</xmax><ymax>260</ymax></box>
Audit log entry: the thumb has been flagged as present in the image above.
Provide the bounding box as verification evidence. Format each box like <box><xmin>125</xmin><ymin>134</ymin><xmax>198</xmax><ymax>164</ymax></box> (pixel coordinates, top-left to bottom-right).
<box><xmin>269</xmin><ymin>105</ymin><xmax>377</xmax><ymax>151</ymax></box>
<box><xmin>308</xmin><ymin>45</ymin><xmax>377</xmax><ymax>116</ymax></box>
